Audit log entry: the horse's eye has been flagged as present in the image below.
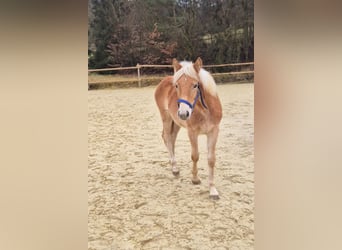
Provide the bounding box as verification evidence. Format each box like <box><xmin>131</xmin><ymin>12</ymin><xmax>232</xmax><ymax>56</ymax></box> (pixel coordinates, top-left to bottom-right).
<box><xmin>175</xmin><ymin>84</ymin><xmax>178</xmax><ymax>89</ymax></box>
<box><xmin>194</xmin><ymin>83</ymin><xmax>199</xmax><ymax>88</ymax></box>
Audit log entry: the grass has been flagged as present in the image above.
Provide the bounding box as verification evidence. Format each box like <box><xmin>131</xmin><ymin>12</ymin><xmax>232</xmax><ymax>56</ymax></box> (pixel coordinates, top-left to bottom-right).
<box><xmin>88</xmin><ymin>73</ymin><xmax>164</xmax><ymax>83</ymax></box>
<box><xmin>88</xmin><ymin>74</ymin><xmax>165</xmax><ymax>89</ymax></box>
<box><xmin>88</xmin><ymin>73</ymin><xmax>254</xmax><ymax>90</ymax></box>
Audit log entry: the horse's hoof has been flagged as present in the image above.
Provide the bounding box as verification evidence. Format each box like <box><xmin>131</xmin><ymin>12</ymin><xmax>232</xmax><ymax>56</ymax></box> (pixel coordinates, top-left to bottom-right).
<box><xmin>172</xmin><ymin>170</ymin><xmax>180</xmax><ymax>176</ymax></box>
<box><xmin>209</xmin><ymin>194</ymin><xmax>220</xmax><ymax>200</ymax></box>
<box><xmin>192</xmin><ymin>179</ymin><xmax>201</xmax><ymax>185</ymax></box>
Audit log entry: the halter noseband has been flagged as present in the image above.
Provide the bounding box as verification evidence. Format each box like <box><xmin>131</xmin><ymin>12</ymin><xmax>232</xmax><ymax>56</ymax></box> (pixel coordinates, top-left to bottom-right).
<box><xmin>177</xmin><ymin>85</ymin><xmax>208</xmax><ymax>110</ymax></box>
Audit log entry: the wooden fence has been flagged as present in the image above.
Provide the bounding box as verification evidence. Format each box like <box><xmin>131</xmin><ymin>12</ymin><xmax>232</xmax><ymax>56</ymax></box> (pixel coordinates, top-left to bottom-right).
<box><xmin>88</xmin><ymin>62</ymin><xmax>254</xmax><ymax>88</ymax></box>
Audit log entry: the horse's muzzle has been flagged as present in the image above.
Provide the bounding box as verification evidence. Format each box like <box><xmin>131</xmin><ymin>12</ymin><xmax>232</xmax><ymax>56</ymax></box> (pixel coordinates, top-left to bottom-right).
<box><xmin>178</xmin><ymin>110</ymin><xmax>190</xmax><ymax>120</ymax></box>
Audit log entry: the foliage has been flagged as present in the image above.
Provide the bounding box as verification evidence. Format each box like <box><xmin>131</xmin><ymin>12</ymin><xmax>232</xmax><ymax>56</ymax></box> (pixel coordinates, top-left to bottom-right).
<box><xmin>88</xmin><ymin>0</ymin><xmax>254</xmax><ymax>68</ymax></box>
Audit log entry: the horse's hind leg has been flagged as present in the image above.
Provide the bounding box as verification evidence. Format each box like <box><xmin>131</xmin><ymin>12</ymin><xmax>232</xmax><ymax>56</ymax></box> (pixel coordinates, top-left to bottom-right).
<box><xmin>162</xmin><ymin>116</ymin><xmax>180</xmax><ymax>175</ymax></box>
<box><xmin>207</xmin><ymin>127</ymin><xmax>220</xmax><ymax>199</ymax></box>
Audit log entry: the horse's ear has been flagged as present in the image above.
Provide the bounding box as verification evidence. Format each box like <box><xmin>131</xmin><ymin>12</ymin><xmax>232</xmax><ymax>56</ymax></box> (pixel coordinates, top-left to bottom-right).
<box><xmin>172</xmin><ymin>58</ymin><xmax>182</xmax><ymax>73</ymax></box>
<box><xmin>193</xmin><ymin>57</ymin><xmax>203</xmax><ymax>73</ymax></box>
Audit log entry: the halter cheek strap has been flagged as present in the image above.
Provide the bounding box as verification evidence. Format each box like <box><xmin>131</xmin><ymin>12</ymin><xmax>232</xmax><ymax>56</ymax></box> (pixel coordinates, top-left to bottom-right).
<box><xmin>198</xmin><ymin>87</ymin><xmax>208</xmax><ymax>109</ymax></box>
<box><xmin>177</xmin><ymin>87</ymin><xmax>208</xmax><ymax>110</ymax></box>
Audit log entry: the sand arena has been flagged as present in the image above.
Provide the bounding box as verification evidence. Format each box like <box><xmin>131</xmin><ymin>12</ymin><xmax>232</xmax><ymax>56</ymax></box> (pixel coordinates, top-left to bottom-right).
<box><xmin>88</xmin><ymin>83</ymin><xmax>254</xmax><ymax>249</ymax></box>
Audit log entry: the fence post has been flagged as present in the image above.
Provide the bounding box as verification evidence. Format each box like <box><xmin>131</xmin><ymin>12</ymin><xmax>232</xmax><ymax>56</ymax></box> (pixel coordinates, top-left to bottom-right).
<box><xmin>137</xmin><ymin>63</ymin><xmax>141</xmax><ymax>87</ymax></box>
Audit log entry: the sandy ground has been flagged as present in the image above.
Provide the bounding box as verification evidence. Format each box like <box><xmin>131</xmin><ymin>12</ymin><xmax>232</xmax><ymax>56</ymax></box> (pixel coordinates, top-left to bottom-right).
<box><xmin>88</xmin><ymin>83</ymin><xmax>254</xmax><ymax>250</ymax></box>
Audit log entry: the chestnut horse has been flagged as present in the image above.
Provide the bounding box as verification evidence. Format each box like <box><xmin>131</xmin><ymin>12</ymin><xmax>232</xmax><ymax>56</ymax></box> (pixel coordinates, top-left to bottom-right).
<box><xmin>154</xmin><ymin>57</ymin><xmax>222</xmax><ymax>199</ymax></box>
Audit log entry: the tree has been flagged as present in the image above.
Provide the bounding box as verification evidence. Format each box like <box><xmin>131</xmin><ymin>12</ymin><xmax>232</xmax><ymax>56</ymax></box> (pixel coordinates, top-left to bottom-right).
<box><xmin>88</xmin><ymin>0</ymin><xmax>119</xmax><ymax>68</ymax></box>
<box><xmin>88</xmin><ymin>0</ymin><xmax>254</xmax><ymax>68</ymax></box>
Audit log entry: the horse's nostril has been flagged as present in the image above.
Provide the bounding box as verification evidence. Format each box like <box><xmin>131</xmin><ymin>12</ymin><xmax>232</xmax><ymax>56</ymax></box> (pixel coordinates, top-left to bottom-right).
<box><xmin>178</xmin><ymin>111</ymin><xmax>188</xmax><ymax>120</ymax></box>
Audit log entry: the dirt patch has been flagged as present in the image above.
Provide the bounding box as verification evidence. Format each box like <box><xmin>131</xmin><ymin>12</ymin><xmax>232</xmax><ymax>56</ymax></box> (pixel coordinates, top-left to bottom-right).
<box><xmin>88</xmin><ymin>83</ymin><xmax>254</xmax><ymax>249</ymax></box>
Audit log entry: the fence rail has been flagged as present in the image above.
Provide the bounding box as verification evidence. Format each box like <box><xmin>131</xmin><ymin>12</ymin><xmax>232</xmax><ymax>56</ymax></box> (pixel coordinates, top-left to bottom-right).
<box><xmin>88</xmin><ymin>62</ymin><xmax>254</xmax><ymax>88</ymax></box>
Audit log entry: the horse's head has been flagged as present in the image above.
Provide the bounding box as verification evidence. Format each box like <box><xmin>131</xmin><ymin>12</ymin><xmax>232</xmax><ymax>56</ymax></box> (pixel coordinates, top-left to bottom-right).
<box><xmin>172</xmin><ymin>57</ymin><xmax>205</xmax><ymax>120</ymax></box>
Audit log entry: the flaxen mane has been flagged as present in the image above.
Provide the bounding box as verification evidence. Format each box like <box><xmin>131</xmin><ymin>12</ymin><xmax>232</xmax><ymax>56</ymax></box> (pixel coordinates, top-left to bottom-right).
<box><xmin>172</xmin><ymin>61</ymin><xmax>217</xmax><ymax>96</ymax></box>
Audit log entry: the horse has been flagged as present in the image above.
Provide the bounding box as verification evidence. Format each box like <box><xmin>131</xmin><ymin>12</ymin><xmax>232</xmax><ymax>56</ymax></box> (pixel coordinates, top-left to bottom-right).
<box><xmin>154</xmin><ymin>57</ymin><xmax>222</xmax><ymax>199</ymax></box>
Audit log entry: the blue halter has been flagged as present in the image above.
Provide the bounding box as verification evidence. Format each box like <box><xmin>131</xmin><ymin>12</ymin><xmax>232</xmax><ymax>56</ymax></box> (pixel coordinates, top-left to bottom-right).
<box><xmin>177</xmin><ymin>85</ymin><xmax>208</xmax><ymax>110</ymax></box>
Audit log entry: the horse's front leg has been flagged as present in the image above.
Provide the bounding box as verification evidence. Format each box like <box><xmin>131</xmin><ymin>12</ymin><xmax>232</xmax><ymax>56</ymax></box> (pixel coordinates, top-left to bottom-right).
<box><xmin>207</xmin><ymin>127</ymin><xmax>220</xmax><ymax>199</ymax></box>
<box><xmin>188</xmin><ymin>130</ymin><xmax>201</xmax><ymax>184</ymax></box>
<box><xmin>162</xmin><ymin>118</ymin><xmax>180</xmax><ymax>176</ymax></box>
